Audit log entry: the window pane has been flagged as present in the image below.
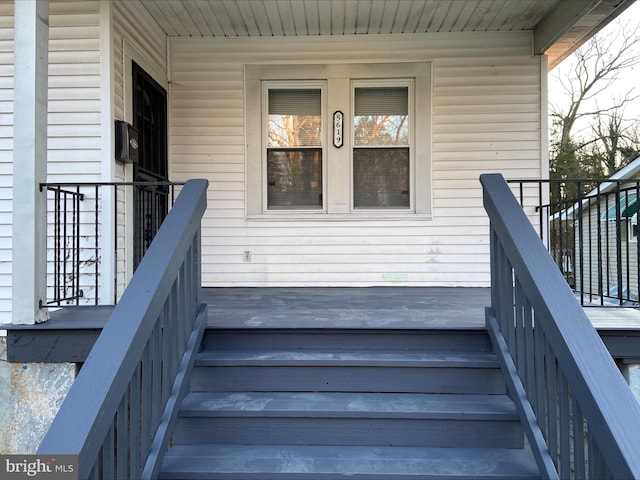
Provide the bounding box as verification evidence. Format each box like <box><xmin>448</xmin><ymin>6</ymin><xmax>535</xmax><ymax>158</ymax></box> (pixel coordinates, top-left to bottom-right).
<box><xmin>268</xmin><ymin>89</ymin><xmax>322</xmax><ymax>147</ymax></box>
<box><xmin>354</xmin><ymin>87</ymin><xmax>408</xmax><ymax>146</ymax></box>
<box><xmin>268</xmin><ymin>149</ymin><xmax>323</xmax><ymax>209</ymax></box>
<box><xmin>353</xmin><ymin>148</ymin><xmax>409</xmax><ymax>208</ymax></box>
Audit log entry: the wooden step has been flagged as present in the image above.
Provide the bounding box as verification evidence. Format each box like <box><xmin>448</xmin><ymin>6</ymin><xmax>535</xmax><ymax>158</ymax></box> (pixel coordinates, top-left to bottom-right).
<box><xmin>190</xmin><ymin>349</ymin><xmax>505</xmax><ymax>394</ymax></box>
<box><xmin>158</xmin><ymin>327</ymin><xmax>540</xmax><ymax>479</ymax></box>
<box><xmin>172</xmin><ymin>392</ymin><xmax>523</xmax><ymax>448</ymax></box>
<box><xmin>159</xmin><ymin>444</ymin><xmax>541</xmax><ymax>480</ymax></box>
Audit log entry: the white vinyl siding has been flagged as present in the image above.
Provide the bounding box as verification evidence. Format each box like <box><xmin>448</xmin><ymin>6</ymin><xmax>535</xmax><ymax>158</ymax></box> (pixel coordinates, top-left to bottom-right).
<box><xmin>48</xmin><ymin>0</ymin><xmax>102</xmax><ymax>182</ymax></box>
<box><xmin>112</xmin><ymin>0</ymin><xmax>167</xmax><ymax>298</ymax></box>
<box><xmin>112</xmin><ymin>0</ymin><xmax>166</xmax><ymax>122</ymax></box>
<box><xmin>170</xmin><ymin>32</ymin><xmax>542</xmax><ymax>287</ymax></box>
<box><xmin>0</xmin><ymin>1</ymin><xmax>13</xmax><ymax>323</ymax></box>
<box><xmin>46</xmin><ymin>1</ymin><xmax>103</xmax><ymax>306</ymax></box>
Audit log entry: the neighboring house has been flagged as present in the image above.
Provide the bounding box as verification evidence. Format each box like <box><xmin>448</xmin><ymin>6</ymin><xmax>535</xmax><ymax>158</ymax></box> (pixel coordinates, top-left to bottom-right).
<box><xmin>0</xmin><ymin>0</ymin><xmax>635</xmax><ymax>327</ymax></box>
<box><xmin>571</xmin><ymin>157</ymin><xmax>640</xmax><ymax>304</ymax></box>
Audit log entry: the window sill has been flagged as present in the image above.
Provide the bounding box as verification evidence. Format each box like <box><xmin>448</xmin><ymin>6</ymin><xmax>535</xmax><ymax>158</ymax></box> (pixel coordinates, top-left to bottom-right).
<box><xmin>246</xmin><ymin>212</ymin><xmax>433</xmax><ymax>222</ymax></box>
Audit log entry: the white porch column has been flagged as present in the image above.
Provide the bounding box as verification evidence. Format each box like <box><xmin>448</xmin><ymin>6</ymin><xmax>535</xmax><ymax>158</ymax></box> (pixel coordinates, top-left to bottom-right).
<box><xmin>12</xmin><ymin>0</ymin><xmax>49</xmax><ymax>324</ymax></box>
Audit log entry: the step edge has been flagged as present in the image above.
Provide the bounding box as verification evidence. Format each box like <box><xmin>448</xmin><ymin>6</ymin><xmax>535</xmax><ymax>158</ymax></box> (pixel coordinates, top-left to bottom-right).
<box><xmin>178</xmin><ymin>392</ymin><xmax>519</xmax><ymax>420</ymax></box>
<box><xmin>159</xmin><ymin>444</ymin><xmax>540</xmax><ymax>479</ymax></box>
<box><xmin>177</xmin><ymin>409</ymin><xmax>520</xmax><ymax>420</ymax></box>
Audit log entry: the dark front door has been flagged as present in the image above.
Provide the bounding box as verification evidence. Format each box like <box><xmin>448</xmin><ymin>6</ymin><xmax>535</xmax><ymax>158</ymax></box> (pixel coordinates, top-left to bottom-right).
<box><xmin>132</xmin><ymin>61</ymin><xmax>168</xmax><ymax>267</ymax></box>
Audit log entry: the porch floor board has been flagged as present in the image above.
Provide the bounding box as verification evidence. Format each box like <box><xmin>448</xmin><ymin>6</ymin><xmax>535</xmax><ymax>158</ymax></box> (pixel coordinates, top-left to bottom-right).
<box><xmin>202</xmin><ymin>287</ymin><xmax>490</xmax><ymax>330</ymax></box>
<box><xmin>13</xmin><ymin>287</ymin><xmax>640</xmax><ymax>331</ymax></box>
<box><xmin>583</xmin><ymin>306</ymin><xmax>640</xmax><ymax>329</ymax></box>
<box><xmin>5</xmin><ymin>287</ymin><xmax>640</xmax><ymax>363</ymax></box>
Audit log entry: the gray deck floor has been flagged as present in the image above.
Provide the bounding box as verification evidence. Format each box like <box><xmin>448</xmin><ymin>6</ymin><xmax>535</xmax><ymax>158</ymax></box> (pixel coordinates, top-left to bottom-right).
<box><xmin>202</xmin><ymin>287</ymin><xmax>640</xmax><ymax>331</ymax></box>
<box><xmin>21</xmin><ymin>286</ymin><xmax>640</xmax><ymax>331</ymax></box>
<box><xmin>202</xmin><ymin>287</ymin><xmax>491</xmax><ymax>329</ymax></box>
<box><xmin>8</xmin><ymin>287</ymin><xmax>640</xmax><ymax>364</ymax></box>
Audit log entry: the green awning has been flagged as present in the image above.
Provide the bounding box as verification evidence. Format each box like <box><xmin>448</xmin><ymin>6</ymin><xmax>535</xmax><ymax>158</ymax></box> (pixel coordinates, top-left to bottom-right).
<box><xmin>601</xmin><ymin>192</ymin><xmax>638</xmax><ymax>220</ymax></box>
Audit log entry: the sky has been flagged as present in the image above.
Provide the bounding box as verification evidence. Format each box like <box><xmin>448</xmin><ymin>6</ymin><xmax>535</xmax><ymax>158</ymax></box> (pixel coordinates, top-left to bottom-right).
<box><xmin>548</xmin><ymin>0</ymin><xmax>640</xmax><ymax>142</ymax></box>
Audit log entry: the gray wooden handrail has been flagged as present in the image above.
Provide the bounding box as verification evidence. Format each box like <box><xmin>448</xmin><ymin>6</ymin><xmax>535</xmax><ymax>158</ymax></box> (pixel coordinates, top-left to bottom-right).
<box><xmin>37</xmin><ymin>178</ymin><xmax>208</xmax><ymax>479</ymax></box>
<box><xmin>481</xmin><ymin>173</ymin><xmax>640</xmax><ymax>479</ymax></box>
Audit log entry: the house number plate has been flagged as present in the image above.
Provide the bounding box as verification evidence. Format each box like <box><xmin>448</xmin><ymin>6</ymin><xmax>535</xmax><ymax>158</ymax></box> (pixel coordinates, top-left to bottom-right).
<box><xmin>333</xmin><ymin>110</ymin><xmax>343</xmax><ymax>148</ymax></box>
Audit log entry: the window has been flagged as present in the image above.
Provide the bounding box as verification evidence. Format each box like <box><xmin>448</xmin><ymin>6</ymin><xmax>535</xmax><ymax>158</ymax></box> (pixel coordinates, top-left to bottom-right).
<box><xmin>245</xmin><ymin>62</ymin><xmax>431</xmax><ymax>218</ymax></box>
<box><xmin>353</xmin><ymin>84</ymin><xmax>411</xmax><ymax>209</ymax></box>
<box><xmin>266</xmin><ymin>87</ymin><xmax>323</xmax><ymax>210</ymax></box>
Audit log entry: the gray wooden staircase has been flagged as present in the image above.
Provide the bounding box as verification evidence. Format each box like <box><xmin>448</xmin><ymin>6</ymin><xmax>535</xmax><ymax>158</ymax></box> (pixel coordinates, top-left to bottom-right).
<box><xmin>159</xmin><ymin>328</ymin><xmax>541</xmax><ymax>479</ymax></box>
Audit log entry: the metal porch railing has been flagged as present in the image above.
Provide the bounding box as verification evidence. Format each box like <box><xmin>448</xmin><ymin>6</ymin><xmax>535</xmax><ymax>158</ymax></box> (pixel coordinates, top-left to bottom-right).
<box><xmin>41</xmin><ymin>181</ymin><xmax>184</xmax><ymax>306</ymax></box>
<box><xmin>482</xmin><ymin>173</ymin><xmax>640</xmax><ymax>480</ymax></box>
<box><xmin>508</xmin><ymin>178</ymin><xmax>640</xmax><ymax>307</ymax></box>
<box><xmin>37</xmin><ymin>178</ymin><xmax>208</xmax><ymax>479</ymax></box>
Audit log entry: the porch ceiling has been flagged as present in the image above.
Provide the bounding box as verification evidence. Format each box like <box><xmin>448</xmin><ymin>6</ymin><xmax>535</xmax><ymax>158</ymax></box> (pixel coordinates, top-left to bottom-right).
<box><xmin>139</xmin><ymin>0</ymin><xmax>635</xmax><ymax>69</ymax></box>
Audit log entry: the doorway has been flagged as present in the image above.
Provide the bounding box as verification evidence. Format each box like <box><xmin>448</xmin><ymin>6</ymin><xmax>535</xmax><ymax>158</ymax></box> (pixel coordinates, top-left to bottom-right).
<box><xmin>131</xmin><ymin>61</ymin><xmax>168</xmax><ymax>268</ymax></box>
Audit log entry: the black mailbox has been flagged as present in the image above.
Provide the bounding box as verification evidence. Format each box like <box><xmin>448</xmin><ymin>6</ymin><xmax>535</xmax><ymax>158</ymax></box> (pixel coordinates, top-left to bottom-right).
<box><xmin>115</xmin><ymin>120</ymin><xmax>139</xmax><ymax>164</ymax></box>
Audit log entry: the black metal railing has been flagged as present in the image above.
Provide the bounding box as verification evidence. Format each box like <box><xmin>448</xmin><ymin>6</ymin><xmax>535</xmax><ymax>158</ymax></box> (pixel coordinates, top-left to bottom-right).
<box><xmin>508</xmin><ymin>178</ymin><xmax>640</xmax><ymax>307</ymax></box>
<box><xmin>40</xmin><ymin>181</ymin><xmax>184</xmax><ymax>306</ymax></box>
<box><xmin>44</xmin><ymin>185</ymin><xmax>90</xmax><ymax>306</ymax></box>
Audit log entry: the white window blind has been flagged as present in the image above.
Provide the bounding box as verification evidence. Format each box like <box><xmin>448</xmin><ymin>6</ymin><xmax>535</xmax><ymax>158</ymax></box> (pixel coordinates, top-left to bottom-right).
<box><xmin>354</xmin><ymin>87</ymin><xmax>408</xmax><ymax>116</ymax></box>
<box><xmin>269</xmin><ymin>89</ymin><xmax>321</xmax><ymax>115</ymax></box>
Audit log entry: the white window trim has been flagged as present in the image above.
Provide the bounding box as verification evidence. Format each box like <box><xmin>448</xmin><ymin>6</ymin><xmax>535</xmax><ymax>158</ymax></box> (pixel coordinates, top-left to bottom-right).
<box><xmin>245</xmin><ymin>62</ymin><xmax>432</xmax><ymax>220</ymax></box>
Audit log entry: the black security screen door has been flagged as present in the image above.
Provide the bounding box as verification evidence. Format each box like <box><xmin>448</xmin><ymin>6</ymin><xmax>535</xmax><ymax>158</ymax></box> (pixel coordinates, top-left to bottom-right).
<box><xmin>132</xmin><ymin>62</ymin><xmax>168</xmax><ymax>268</ymax></box>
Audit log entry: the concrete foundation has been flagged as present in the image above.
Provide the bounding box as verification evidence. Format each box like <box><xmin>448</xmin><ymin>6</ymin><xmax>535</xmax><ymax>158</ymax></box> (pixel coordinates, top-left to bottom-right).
<box><xmin>623</xmin><ymin>364</ymin><xmax>640</xmax><ymax>406</ymax></box>
<box><xmin>0</xmin><ymin>337</ymin><xmax>75</xmax><ymax>454</ymax></box>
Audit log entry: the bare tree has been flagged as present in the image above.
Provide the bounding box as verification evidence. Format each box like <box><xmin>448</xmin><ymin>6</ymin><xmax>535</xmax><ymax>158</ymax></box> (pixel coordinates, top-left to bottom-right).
<box><xmin>550</xmin><ymin>18</ymin><xmax>640</xmax><ymax>170</ymax></box>
<box><xmin>586</xmin><ymin>109</ymin><xmax>640</xmax><ymax>175</ymax></box>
